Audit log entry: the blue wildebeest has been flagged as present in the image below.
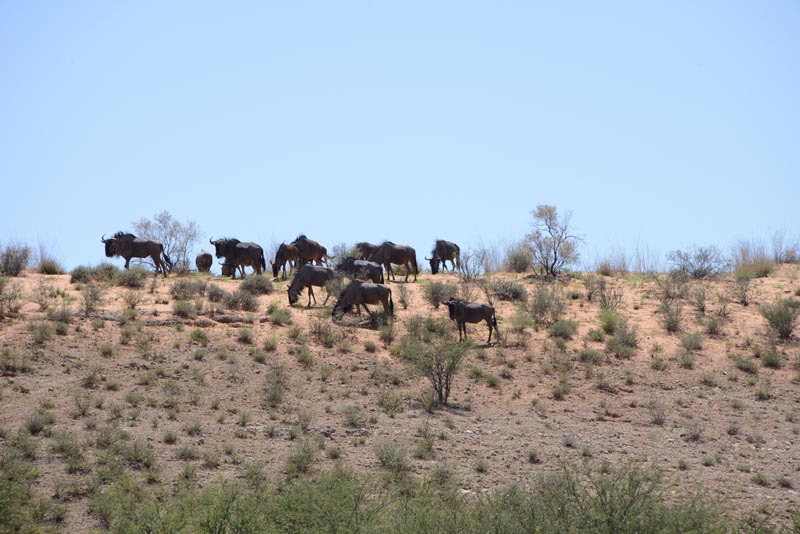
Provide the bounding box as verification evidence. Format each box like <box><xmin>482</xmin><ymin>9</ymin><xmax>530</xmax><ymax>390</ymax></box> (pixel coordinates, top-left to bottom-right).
<box><xmin>444</xmin><ymin>298</ymin><xmax>498</xmax><ymax>344</ymax></box>
<box><xmin>101</xmin><ymin>232</ymin><xmax>173</xmax><ymax>277</ymax></box>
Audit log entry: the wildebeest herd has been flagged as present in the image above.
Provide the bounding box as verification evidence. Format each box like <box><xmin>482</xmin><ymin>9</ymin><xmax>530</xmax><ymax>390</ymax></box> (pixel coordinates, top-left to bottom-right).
<box><xmin>101</xmin><ymin>232</ymin><xmax>498</xmax><ymax>343</ymax></box>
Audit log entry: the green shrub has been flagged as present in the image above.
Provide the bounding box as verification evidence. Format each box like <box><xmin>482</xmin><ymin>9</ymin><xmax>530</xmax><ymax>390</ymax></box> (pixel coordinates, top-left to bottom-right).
<box><xmin>241</xmin><ymin>275</ymin><xmax>274</xmax><ymax>295</ymax></box>
<box><xmin>237</xmin><ymin>328</ymin><xmax>254</xmax><ymax>344</ymax></box>
<box><xmin>579</xmin><ymin>348</ymin><xmax>604</xmax><ymax>365</ymax></box>
<box><xmin>680</xmin><ymin>333</ymin><xmax>703</xmax><ymax>352</ymax></box>
<box><xmin>70</xmin><ymin>265</ymin><xmax>95</xmax><ymax>284</ymax></box>
<box><xmin>606</xmin><ymin>320</ymin><xmax>638</xmax><ymax>358</ymax></box>
<box><xmin>504</xmin><ymin>242</ymin><xmax>532</xmax><ymax>273</ymax></box>
<box><xmin>170</xmin><ymin>279</ymin><xmax>206</xmax><ymax>300</ymax></box>
<box><xmin>659</xmin><ymin>300</ymin><xmax>682</xmax><ymax>333</ymax></box>
<box><xmin>375</xmin><ymin>440</ymin><xmax>410</xmax><ymax>477</ymax></box>
<box><xmin>206</xmin><ymin>284</ymin><xmax>226</xmax><ymax>302</ymax></box>
<box><xmin>490</xmin><ymin>279</ymin><xmax>528</xmax><ymax>302</ymax></box>
<box><xmin>223</xmin><ymin>289</ymin><xmax>258</xmax><ymax>312</ymax></box>
<box><xmin>760</xmin><ymin>350</ymin><xmax>782</xmax><ymax>369</ymax></box>
<box><xmin>734</xmin><ymin>355</ymin><xmax>758</xmax><ymax>374</ymax></box>
<box><xmin>668</xmin><ymin>245</ymin><xmax>729</xmax><ymax>279</ymax></box>
<box><xmin>759</xmin><ymin>299</ymin><xmax>799</xmax><ymax>340</ymax></box>
<box><xmin>116</xmin><ymin>268</ymin><xmax>148</xmax><ymax>288</ymax></box>
<box><xmin>528</xmin><ymin>283</ymin><xmax>564</xmax><ymax>326</ymax></box>
<box><xmin>423</xmin><ymin>282</ymin><xmax>458</xmax><ymax>309</ymax></box>
<box><xmin>599</xmin><ymin>310</ymin><xmax>619</xmax><ymax>334</ymax></box>
<box><xmin>38</xmin><ymin>258</ymin><xmax>64</xmax><ymax>275</ymax></box>
<box><xmin>548</xmin><ymin>320</ymin><xmax>577</xmax><ymax>340</ymax></box>
<box><xmin>173</xmin><ymin>300</ymin><xmax>197</xmax><ymax>319</ymax></box>
<box><xmin>0</xmin><ymin>242</ymin><xmax>30</xmax><ymax>276</ymax></box>
<box><xmin>190</xmin><ymin>328</ymin><xmax>209</xmax><ymax>346</ymax></box>
<box><xmin>268</xmin><ymin>305</ymin><xmax>292</xmax><ymax>326</ymax></box>
<box><xmin>285</xmin><ymin>439</ymin><xmax>317</xmax><ymax>478</ymax></box>
<box><xmin>586</xmin><ymin>328</ymin><xmax>605</xmax><ymax>342</ymax></box>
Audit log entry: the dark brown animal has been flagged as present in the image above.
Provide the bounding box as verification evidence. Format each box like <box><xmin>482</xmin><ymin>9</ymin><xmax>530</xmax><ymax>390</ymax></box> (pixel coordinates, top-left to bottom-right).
<box><xmin>220</xmin><ymin>260</ymin><xmax>236</xmax><ymax>277</ymax></box>
<box><xmin>195</xmin><ymin>251</ymin><xmax>212</xmax><ymax>273</ymax></box>
<box><xmin>444</xmin><ymin>298</ymin><xmax>498</xmax><ymax>344</ymax></box>
<box><xmin>271</xmin><ymin>243</ymin><xmax>299</xmax><ymax>279</ymax></box>
<box><xmin>332</xmin><ymin>279</ymin><xmax>393</xmax><ymax>317</ymax></box>
<box><xmin>426</xmin><ymin>240</ymin><xmax>461</xmax><ymax>274</ymax></box>
<box><xmin>209</xmin><ymin>237</ymin><xmax>266</xmax><ymax>278</ymax></box>
<box><xmin>101</xmin><ymin>232</ymin><xmax>173</xmax><ymax>277</ymax></box>
<box><xmin>355</xmin><ymin>242</ymin><xmax>379</xmax><ymax>260</ymax></box>
<box><xmin>336</xmin><ymin>257</ymin><xmax>384</xmax><ymax>284</ymax></box>
<box><xmin>368</xmin><ymin>242</ymin><xmax>418</xmax><ymax>282</ymax></box>
<box><xmin>291</xmin><ymin>235</ymin><xmax>329</xmax><ymax>266</ymax></box>
<box><xmin>287</xmin><ymin>264</ymin><xmax>336</xmax><ymax>307</ymax></box>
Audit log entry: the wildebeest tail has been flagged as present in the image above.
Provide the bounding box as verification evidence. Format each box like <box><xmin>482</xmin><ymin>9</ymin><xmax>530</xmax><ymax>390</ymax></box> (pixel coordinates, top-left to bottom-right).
<box><xmin>162</xmin><ymin>247</ymin><xmax>174</xmax><ymax>272</ymax></box>
<box><xmin>389</xmin><ymin>295</ymin><xmax>394</xmax><ymax>315</ymax></box>
<box><xmin>492</xmin><ymin>308</ymin><xmax>499</xmax><ymax>332</ymax></box>
<box><xmin>260</xmin><ymin>252</ymin><xmax>267</xmax><ymax>272</ymax></box>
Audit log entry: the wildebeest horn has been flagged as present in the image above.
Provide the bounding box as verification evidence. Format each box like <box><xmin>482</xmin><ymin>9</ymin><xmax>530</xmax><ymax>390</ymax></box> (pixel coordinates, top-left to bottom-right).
<box><xmin>424</xmin><ymin>256</ymin><xmax>431</xmax><ymax>261</ymax></box>
<box><xmin>101</xmin><ymin>234</ymin><xmax>106</xmax><ymax>243</ymax></box>
<box><xmin>209</xmin><ymin>237</ymin><xmax>215</xmax><ymax>245</ymax></box>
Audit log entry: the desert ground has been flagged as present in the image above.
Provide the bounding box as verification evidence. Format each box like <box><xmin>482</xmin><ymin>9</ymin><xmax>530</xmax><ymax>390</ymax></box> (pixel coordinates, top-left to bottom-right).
<box><xmin>1</xmin><ymin>261</ymin><xmax>799</xmax><ymax>531</ymax></box>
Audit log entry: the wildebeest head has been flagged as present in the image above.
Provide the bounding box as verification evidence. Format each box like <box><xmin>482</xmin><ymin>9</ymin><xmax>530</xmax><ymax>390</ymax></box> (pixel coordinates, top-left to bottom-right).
<box><xmin>209</xmin><ymin>237</ymin><xmax>240</xmax><ymax>259</ymax></box>
<box><xmin>427</xmin><ymin>256</ymin><xmax>441</xmax><ymax>274</ymax></box>
<box><xmin>101</xmin><ymin>232</ymin><xmax>135</xmax><ymax>258</ymax></box>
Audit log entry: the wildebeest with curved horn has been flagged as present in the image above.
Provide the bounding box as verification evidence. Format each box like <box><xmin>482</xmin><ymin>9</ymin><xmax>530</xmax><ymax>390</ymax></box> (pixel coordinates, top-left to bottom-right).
<box><xmin>101</xmin><ymin>232</ymin><xmax>173</xmax><ymax>277</ymax></box>
<box><xmin>336</xmin><ymin>257</ymin><xmax>384</xmax><ymax>284</ymax></box>
<box><xmin>355</xmin><ymin>242</ymin><xmax>379</xmax><ymax>261</ymax></box>
<box><xmin>444</xmin><ymin>298</ymin><xmax>498</xmax><ymax>344</ymax></box>
<box><xmin>332</xmin><ymin>279</ymin><xmax>393</xmax><ymax>317</ymax></box>
<box><xmin>271</xmin><ymin>242</ymin><xmax>299</xmax><ymax>280</ymax></box>
<box><xmin>291</xmin><ymin>235</ymin><xmax>329</xmax><ymax>266</ymax></box>
<box><xmin>195</xmin><ymin>251</ymin><xmax>213</xmax><ymax>273</ymax></box>
<box><xmin>368</xmin><ymin>242</ymin><xmax>418</xmax><ymax>282</ymax></box>
<box><xmin>209</xmin><ymin>237</ymin><xmax>266</xmax><ymax>279</ymax></box>
<box><xmin>426</xmin><ymin>240</ymin><xmax>461</xmax><ymax>274</ymax></box>
<box><xmin>287</xmin><ymin>264</ymin><xmax>336</xmax><ymax>307</ymax></box>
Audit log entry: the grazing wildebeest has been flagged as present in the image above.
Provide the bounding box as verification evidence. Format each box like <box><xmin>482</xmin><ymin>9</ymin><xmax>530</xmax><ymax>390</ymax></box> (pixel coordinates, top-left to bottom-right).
<box><xmin>332</xmin><ymin>279</ymin><xmax>393</xmax><ymax>317</ymax></box>
<box><xmin>209</xmin><ymin>237</ymin><xmax>266</xmax><ymax>279</ymax></box>
<box><xmin>291</xmin><ymin>235</ymin><xmax>328</xmax><ymax>266</ymax></box>
<box><xmin>101</xmin><ymin>232</ymin><xmax>173</xmax><ymax>277</ymax></box>
<box><xmin>426</xmin><ymin>240</ymin><xmax>461</xmax><ymax>274</ymax></box>
<box><xmin>355</xmin><ymin>242</ymin><xmax>379</xmax><ymax>261</ymax></box>
<box><xmin>195</xmin><ymin>251</ymin><xmax>213</xmax><ymax>273</ymax></box>
<box><xmin>336</xmin><ymin>257</ymin><xmax>384</xmax><ymax>284</ymax></box>
<box><xmin>271</xmin><ymin>243</ymin><xmax>299</xmax><ymax>280</ymax></box>
<box><xmin>287</xmin><ymin>264</ymin><xmax>336</xmax><ymax>307</ymax></box>
<box><xmin>444</xmin><ymin>298</ymin><xmax>498</xmax><ymax>344</ymax></box>
<box><xmin>220</xmin><ymin>260</ymin><xmax>237</xmax><ymax>277</ymax></box>
<box><xmin>368</xmin><ymin>242</ymin><xmax>418</xmax><ymax>282</ymax></box>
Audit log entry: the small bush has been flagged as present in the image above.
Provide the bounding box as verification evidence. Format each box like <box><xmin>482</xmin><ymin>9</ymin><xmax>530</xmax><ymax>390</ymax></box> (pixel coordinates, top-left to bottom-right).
<box><xmin>490</xmin><ymin>279</ymin><xmax>527</xmax><ymax>302</ymax></box>
<box><xmin>423</xmin><ymin>282</ymin><xmax>458</xmax><ymax>309</ymax></box>
<box><xmin>680</xmin><ymin>333</ymin><xmax>703</xmax><ymax>352</ymax></box>
<box><xmin>241</xmin><ymin>275</ymin><xmax>274</xmax><ymax>295</ymax></box>
<box><xmin>528</xmin><ymin>283</ymin><xmax>564</xmax><ymax>326</ymax></box>
<box><xmin>599</xmin><ymin>310</ymin><xmax>619</xmax><ymax>335</ymax></box>
<box><xmin>268</xmin><ymin>306</ymin><xmax>292</xmax><ymax>326</ymax></box>
<box><xmin>116</xmin><ymin>268</ymin><xmax>149</xmax><ymax>288</ymax></box>
<box><xmin>285</xmin><ymin>439</ymin><xmax>317</xmax><ymax>478</ymax></box>
<box><xmin>375</xmin><ymin>441</ymin><xmax>410</xmax><ymax>477</ymax></box>
<box><xmin>0</xmin><ymin>242</ymin><xmax>31</xmax><ymax>276</ymax></box>
<box><xmin>659</xmin><ymin>300</ymin><xmax>682</xmax><ymax>333</ymax></box>
<box><xmin>504</xmin><ymin>242</ymin><xmax>532</xmax><ymax>273</ymax></box>
<box><xmin>173</xmin><ymin>300</ymin><xmax>197</xmax><ymax>319</ymax></box>
<box><xmin>190</xmin><ymin>328</ymin><xmax>209</xmax><ymax>346</ymax></box>
<box><xmin>586</xmin><ymin>328</ymin><xmax>605</xmax><ymax>342</ymax></box>
<box><xmin>548</xmin><ymin>320</ymin><xmax>577</xmax><ymax>340</ymax></box>
<box><xmin>606</xmin><ymin>320</ymin><xmax>638</xmax><ymax>358</ymax></box>
<box><xmin>237</xmin><ymin>328</ymin><xmax>254</xmax><ymax>345</ymax></box>
<box><xmin>38</xmin><ymin>258</ymin><xmax>64</xmax><ymax>275</ymax></box>
<box><xmin>80</xmin><ymin>282</ymin><xmax>104</xmax><ymax>316</ymax></box>
<box><xmin>668</xmin><ymin>245</ymin><xmax>729</xmax><ymax>279</ymax></box>
<box><xmin>705</xmin><ymin>316</ymin><xmax>724</xmax><ymax>336</ymax></box>
<box><xmin>760</xmin><ymin>350</ymin><xmax>782</xmax><ymax>369</ymax></box>
<box><xmin>206</xmin><ymin>284</ymin><xmax>226</xmax><ymax>302</ymax></box>
<box><xmin>579</xmin><ymin>348</ymin><xmax>604</xmax><ymax>365</ymax></box>
<box><xmin>70</xmin><ymin>265</ymin><xmax>95</xmax><ymax>284</ymax></box>
<box><xmin>734</xmin><ymin>355</ymin><xmax>758</xmax><ymax>374</ymax></box>
<box><xmin>224</xmin><ymin>290</ymin><xmax>258</xmax><ymax>312</ymax></box>
<box><xmin>170</xmin><ymin>279</ymin><xmax>206</xmax><ymax>300</ymax></box>
<box><xmin>759</xmin><ymin>299</ymin><xmax>799</xmax><ymax>340</ymax></box>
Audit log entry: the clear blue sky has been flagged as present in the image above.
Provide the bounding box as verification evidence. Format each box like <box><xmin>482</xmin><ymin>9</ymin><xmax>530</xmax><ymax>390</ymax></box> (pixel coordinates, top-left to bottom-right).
<box><xmin>1</xmin><ymin>1</ymin><xmax>797</xmax><ymax>271</ymax></box>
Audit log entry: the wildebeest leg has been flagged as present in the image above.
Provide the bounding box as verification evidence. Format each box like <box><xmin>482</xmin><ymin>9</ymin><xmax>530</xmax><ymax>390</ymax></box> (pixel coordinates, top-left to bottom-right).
<box><xmin>307</xmin><ymin>286</ymin><xmax>316</xmax><ymax>307</ymax></box>
<box><xmin>360</xmin><ymin>303</ymin><xmax>370</xmax><ymax>315</ymax></box>
<box><xmin>124</xmin><ymin>258</ymin><xmax>131</xmax><ymax>269</ymax></box>
<box><xmin>486</xmin><ymin>318</ymin><xmax>493</xmax><ymax>344</ymax></box>
<box><xmin>386</xmin><ymin>263</ymin><xmax>394</xmax><ymax>281</ymax></box>
<box><xmin>323</xmin><ymin>290</ymin><xmax>331</xmax><ymax>306</ymax></box>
